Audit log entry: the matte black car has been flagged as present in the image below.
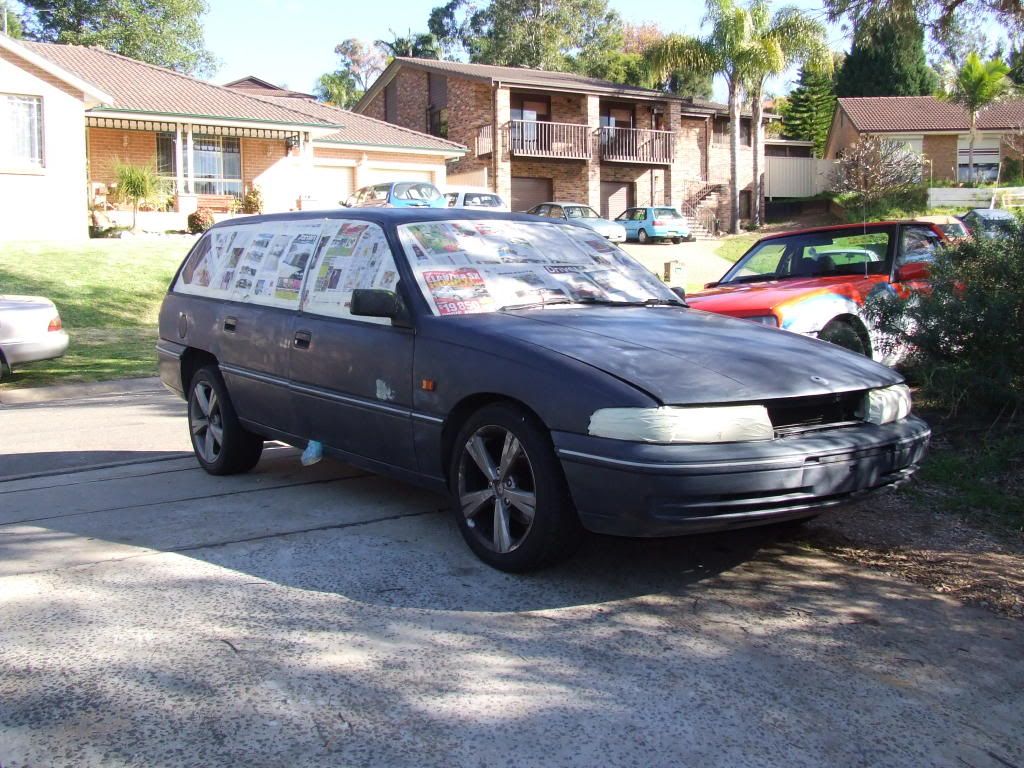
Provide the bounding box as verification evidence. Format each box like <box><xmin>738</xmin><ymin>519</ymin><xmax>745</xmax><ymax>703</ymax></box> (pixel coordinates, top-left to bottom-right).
<box><xmin>158</xmin><ymin>209</ymin><xmax>930</xmax><ymax>571</ymax></box>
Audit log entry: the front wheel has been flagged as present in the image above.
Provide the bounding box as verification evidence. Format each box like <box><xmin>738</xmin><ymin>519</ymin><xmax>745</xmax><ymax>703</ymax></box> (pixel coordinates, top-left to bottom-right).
<box><xmin>818</xmin><ymin>319</ymin><xmax>869</xmax><ymax>356</ymax></box>
<box><xmin>449</xmin><ymin>403</ymin><xmax>581</xmax><ymax>572</ymax></box>
<box><xmin>637</xmin><ymin>228</ymin><xmax>650</xmax><ymax>244</ymax></box>
<box><xmin>188</xmin><ymin>365</ymin><xmax>264</xmax><ymax>475</ymax></box>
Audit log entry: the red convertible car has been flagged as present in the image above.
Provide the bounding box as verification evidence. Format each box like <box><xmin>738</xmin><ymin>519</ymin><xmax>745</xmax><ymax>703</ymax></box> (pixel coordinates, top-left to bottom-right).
<box><xmin>687</xmin><ymin>221</ymin><xmax>944</xmax><ymax>363</ymax></box>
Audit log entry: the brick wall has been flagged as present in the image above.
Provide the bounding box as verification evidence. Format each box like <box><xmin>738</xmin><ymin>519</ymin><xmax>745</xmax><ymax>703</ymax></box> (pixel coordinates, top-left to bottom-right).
<box><xmin>824</xmin><ymin>108</ymin><xmax>861</xmax><ymax>159</ymax></box>
<box><xmin>510</xmin><ymin>159</ymin><xmax>590</xmax><ymax>203</ymax></box>
<box><xmin>922</xmin><ymin>134</ymin><xmax>958</xmax><ymax>182</ymax></box>
<box><xmin>447</xmin><ymin>78</ymin><xmax>493</xmax><ymax>181</ymax></box>
<box><xmin>549</xmin><ymin>92</ymin><xmax>587</xmax><ymax>124</ymax></box>
<box><xmin>363</xmin><ymin>90</ymin><xmax>386</xmax><ymax>121</ymax></box>
<box><xmin>87</xmin><ymin>127</ymin><xmax>158</xmax><ymax>186</ymax></box>
<box><xmin>242</xmin><ymin>138</ymin><xmax>286</xmax><ymax>190</ymax></box>
<box><xmin>601</xmin><ymin>165</ymin><xmax>664</xmax><ymax>207</ymax></box>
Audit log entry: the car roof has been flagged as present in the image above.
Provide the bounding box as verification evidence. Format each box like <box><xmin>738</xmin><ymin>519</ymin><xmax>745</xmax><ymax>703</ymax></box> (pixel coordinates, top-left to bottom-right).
<box><xmin>535</xmin><ymin>201</ymin><xmax>593</xmax><ymax>207</ymax></box>
<box><xmin>755</xmin><ymin>220</ymin><xmax>938</xmax><ymax>242</ymax></box>
<box><xmin>968</xmin><ymin>208</ymin><xmax>1015</xmax><ymax>218</ymax></box>
<box><xmin>204</xmin><ymin>207</ymin><xmax>586</xmax><ymax>231</ymax></box>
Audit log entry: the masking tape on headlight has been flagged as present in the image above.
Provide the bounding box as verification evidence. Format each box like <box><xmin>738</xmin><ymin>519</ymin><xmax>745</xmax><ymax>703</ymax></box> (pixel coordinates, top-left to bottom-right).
<box><xmin>588</xmin><ymin>405</ymin><xmax>774</xmax><ymax>443</ymax></box>
<box><xmin>860</xmin><ymin>384</ymin><xmax>912</xmax><ymax>425</ymax></box>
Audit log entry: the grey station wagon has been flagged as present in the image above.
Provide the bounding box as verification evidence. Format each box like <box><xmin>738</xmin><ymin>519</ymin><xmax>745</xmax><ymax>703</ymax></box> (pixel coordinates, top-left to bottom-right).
<box><xmin>158</xmin><ymin>209</ymin><xmax>930</xmax><ymax>571</ymax></box>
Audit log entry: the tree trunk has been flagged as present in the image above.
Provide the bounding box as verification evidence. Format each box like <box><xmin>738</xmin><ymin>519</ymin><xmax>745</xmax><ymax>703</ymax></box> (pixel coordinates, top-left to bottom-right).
<box><xmin>132</xmin><ymin>199</ymin><xmax>138</xmax><ymax>232</ymax></box>
<box><xmin>751</xmin><ymin>82</ymin><xmax>764</xmax><ymax>228</ymax></box>
<box><xmin>969</xmin><ymin>111</ymin><xmax>977</xmax><ymax>184</ymax></box>
<box><xmin>728</xmin><ymin>76</ymin><xmax>741</xmax><ymax>235</ymax></box>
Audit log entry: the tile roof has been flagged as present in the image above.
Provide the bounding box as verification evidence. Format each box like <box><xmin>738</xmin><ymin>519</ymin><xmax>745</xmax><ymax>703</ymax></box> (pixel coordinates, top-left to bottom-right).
<box><xmin>20</xmin><ymin>41</ymin><xmax>338</xmax><ymax>127</ymax></box>
<box><xmin>243</xmin><ymin>94</ymin><xmax>467</xmax><ymax>152</ymax></box>
<box><xmin>388</xmin><ymin>57</ymin><xmax>673</xmax><ymax>99</ymax></box>
<box><xmin>839</xmin><ymin>96</ymin><xmax>1024</xmax><ymax>132</ymax></box>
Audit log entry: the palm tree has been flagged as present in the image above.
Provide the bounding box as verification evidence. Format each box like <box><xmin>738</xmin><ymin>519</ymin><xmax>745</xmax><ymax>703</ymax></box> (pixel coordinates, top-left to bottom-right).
<box><xmin>743</xmin><ymin>3</ymin><xmax>830</xmax><ymax>226</ymax></box>
<box><xmin>940</xmin><ymin>53</ymin><xmax>1014</xmax><ymax>183</ymax></box>
<box><xmin>645</xmin><ymin>0</ymin><xmax>755</xmax><ymax>234</ymax></box>
<box><xmin>376</xmin><ymin>29</ymin><xmax>441</xmax><ymax>61</ymax></box>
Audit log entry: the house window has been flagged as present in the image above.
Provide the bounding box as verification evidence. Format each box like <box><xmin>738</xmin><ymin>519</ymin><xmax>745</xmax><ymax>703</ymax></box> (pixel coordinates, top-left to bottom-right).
<box><xmin>428</xmin><ymin>107</ymin><xmax>449</xmax><ymax>138</ymax></box>
<box><xmin>427</xmin><ymin>73</ymin><xmax>448</xmax><ymax>137</ymax></box>
<box><xmin>192</xmin><ymin>135</ymin><xmax>242</xmax><ymax>197</ymax></box>
<box><xmin>712</xmin><ymin>117</ymin><xmax>752</xmax><ymax>147</ymax></box>
<box><xmin>600</xmin><ymin>104</ymin><xmax>634</xmax><ymax>129</ymax></box>
<box><xmin>511</xmin><ymin>94</ymin><xmax>551</xmax><ymax>122</ymax></box>
<box><xmin>156</xmin><ymin>132</ymin><xmax>177</xmax><ymax>177</ymax></box>
<box><xmin>385</xmin><ymin>81</ymin><xmax>398</xmax><ymax>123</ymax></box>
<box><xmin>1</xmin><ymin>94</ymin><xmax>44</xmax><ymax>169</ymax></box>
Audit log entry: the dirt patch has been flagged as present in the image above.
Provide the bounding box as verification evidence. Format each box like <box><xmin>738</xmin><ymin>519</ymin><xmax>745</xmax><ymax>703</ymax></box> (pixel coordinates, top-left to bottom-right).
<box><xmin>799</xmin><ymin>488</ymin><xmax>1024</xmax><ymax>620</ymax></box>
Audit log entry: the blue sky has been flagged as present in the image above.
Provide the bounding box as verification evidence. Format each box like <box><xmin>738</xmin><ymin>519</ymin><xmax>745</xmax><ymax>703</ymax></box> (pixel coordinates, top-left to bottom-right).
<box><xmin>203</xmin><ymin>0</ymin><xmax>853</xmax><ymax>100</ymax></box>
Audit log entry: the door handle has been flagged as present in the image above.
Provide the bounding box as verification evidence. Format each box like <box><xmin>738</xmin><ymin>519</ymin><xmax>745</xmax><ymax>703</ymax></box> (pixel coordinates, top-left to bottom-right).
<box><xmin>293</xmin><ymin>330</ymin><xmax>312</xmax><ymax>350</ymax></box>
<box><xmin>223</xmin><ymin>316</ymin><xmax>237</xmax><ymax>333</ymax></box>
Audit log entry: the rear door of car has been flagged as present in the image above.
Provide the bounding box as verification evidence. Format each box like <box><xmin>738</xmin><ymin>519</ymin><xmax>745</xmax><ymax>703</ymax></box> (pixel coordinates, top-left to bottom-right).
<box><xmin>287</xmin><ymin>218</ymin><xmax>417</xmax><ymax>470</ymax></box>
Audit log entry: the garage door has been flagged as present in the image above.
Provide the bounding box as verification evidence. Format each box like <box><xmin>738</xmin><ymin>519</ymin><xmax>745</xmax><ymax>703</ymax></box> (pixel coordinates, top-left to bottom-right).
<box><xmin>511</xmin><ymin>177</ymin><xmax>553</xmax><ymax>212</ymax></box>
<box><xmin>308</xmin><ymin>165</ymin><xmax>354</xmax><ymax>208</ymax></box>
<box><xmin>600</xmin><ymin>181</ymin><xmax>634</xmax><ymax>219</ymax></box>
<box><xmin>365</xmin><ymin>168</ymin><xmax>436</xmax><ymax>186</ymax></box>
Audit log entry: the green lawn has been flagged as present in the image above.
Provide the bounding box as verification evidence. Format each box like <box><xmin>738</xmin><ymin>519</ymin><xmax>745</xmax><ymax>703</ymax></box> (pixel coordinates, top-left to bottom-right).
<box><xmin>0</xmin><ymin>238</ymin><xmax>192</xmax><ymax>389</ymax></box>
<box><xmin>714</xmin><ymin>234</ymin><xmax>758</xmax><ymax>264</ymax></box>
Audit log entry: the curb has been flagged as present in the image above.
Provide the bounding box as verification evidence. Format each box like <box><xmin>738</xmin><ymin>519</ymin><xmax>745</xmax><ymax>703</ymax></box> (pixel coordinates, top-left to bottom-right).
<box><xmin>0</xmin><ymin>376</ymin><xmax>165</xmax><ymax>407</ymax></box>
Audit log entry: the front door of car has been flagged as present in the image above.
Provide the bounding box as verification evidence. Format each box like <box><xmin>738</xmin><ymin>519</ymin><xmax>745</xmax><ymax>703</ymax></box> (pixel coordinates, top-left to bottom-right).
<box><xmin>287</xmin><ymin>220</ymin><xmax>418</xmax><ymax>471</ymax></box>
<box><xmin>616</xmin><ymin>208</ymin><xmax>637</xmax><ymax>237</ymax></box>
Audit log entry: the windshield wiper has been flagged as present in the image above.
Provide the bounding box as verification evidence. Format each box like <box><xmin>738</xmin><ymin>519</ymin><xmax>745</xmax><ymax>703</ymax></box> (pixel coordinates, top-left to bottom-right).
<box><xmin>575</xmin><ymin>297</ymin><xmax>686</xmax><ymax>307</ymax></box>
<box><xmin>498</xmin><ymin>298</ymin><xmax>577</xmax><ymax>311</ymax></box>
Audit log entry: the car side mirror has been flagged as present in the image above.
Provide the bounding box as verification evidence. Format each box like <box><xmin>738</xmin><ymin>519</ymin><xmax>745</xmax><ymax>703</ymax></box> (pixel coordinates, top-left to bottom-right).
<box><xmin>670</xmin><ymin>286</ymin><xmax>686</xmax><ymax>301</ymax></box>
<box><xmin>895</xmin><ymin>261</ymin><xmax>930</xmax><ymax>282</ymax></box>
<box><xmin>703</xmin><ymin>281</ymin><xmax>718</xmax><ymax>289</ymax></box>
<box><xmin>350</xmin><ymin>288</ymin><xmax>410</xmax><ymax>326</ymax></box>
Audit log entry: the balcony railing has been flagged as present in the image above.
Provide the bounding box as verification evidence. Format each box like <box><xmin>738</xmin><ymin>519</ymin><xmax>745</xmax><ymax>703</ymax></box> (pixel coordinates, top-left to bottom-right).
<box><xmin>599</xmin><ymin>126</ymin><xmax>673</xmax><ymax>165</ymax></box>
<box><xmin>476</xmin><ymin>124</ymin><xmax>493</xmax><ymax>156</ymax></box>
<box><xmin>508</xmin><ymin>120</ymin><xmax>591</xmax><ymax>160</ymax></box>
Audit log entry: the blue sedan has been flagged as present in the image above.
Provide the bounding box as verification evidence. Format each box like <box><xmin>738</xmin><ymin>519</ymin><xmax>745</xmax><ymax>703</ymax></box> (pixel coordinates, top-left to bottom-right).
<box><xmin>615</xmin><ymin>206</ymin><xmax>691</xmax><ymax>243</ymax></box>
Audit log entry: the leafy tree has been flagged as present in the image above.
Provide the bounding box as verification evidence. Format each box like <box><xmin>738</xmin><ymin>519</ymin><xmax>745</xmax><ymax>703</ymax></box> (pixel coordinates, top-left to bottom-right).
<box><xmin>114</xmin><ymin>161</ymin><xmax>170</xmax><ymax>231</ymax></box>
<box><xmin>781</xmin><ymin>56</ymin><xmax>841</xmax><ymax>156</ymax></box>
<box><xmin>429</xmin><ymin>0</ymin><xmax>621</xmax><ymax>71</ymax></box>
<box><xmin>834</xmin><ymin>17</ymin><xmax>938</xmax><ymax>97</ymax></box>
<box><xmin>741</xmin><ymin>2</ymin><xmax>831</xmax><ymax>226</ymax></box>
<box><xmin>315</xmin><ymin>39</ymin><xmax>385</xmax><ymax>108</ymax></box>
<box><xmin>376</xmin><ymin>29</ymin><xmax>441</xmax><ymax>61</ymax></box>
<box><xmin>20</xmin><ymin>0</ymin><xmax>215</xmax><ymax>76</ymax></box>
<box><xmin>939</xmin><ymin>53</ymin><xmax>1015</xmax><ymax>182</ymax></box>
<box><xmin>2</xmin><ymin>2</ymin><xmax>22</xmax><ymax>37</ymax></box>
<box><xmin>822</xmin><ymin>0</ymin><xmax>1024</xmax><ymax>44</ymax></box>
<box><xmin>1009</xmin><ymin>45</ymin><xmax>1024</xmax><ymax>86</ymax></box>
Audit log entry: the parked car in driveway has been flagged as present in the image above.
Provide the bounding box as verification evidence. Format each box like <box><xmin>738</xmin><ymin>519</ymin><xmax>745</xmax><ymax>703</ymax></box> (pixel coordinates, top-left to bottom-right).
<box><xmin>158</xmin><ymin>210</ymin><xmax>930</xmax><ymax>571</ymax></box>
<box><xmin>525</xmin><ymin>202</ymin><xmax>627</xmax><ymax>242</ymax></box>
<box><xmin>345</xmin><ymin>181</ymin><xmax>447</xmax><ymax>209</ymax></box>
<box><xmin>0</xmin><ymin>295</ymin><xmax>68</xmax><ymax>379</ymax></box>
<box><xmin>687</xmin><ymin>221</ymin><xmax>946</xmax><ymax>363</ymax></box>
<box><xmin>444</xmin><ymin>187</ymin><xmax>510</xmax><ymax>211</ymax></box>
<box><xmin>615</xmin><ymin>206</ymin><xmax>691</xmax><ymax>243</ymax></box>
<box><xmin>917</xmin><ymin>214</ymin><xmax>969</xmax><ymax>241</ymax></box>
<box><xmin>961</xmin><ymin>208</ymin><xmax>1016</xmax><ymax>239</ymax></box>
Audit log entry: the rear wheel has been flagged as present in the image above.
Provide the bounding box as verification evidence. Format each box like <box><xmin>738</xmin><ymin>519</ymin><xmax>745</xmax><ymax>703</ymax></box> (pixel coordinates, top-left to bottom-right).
<box><xmin>449</xmin><ymin>403</ymin><xmax>581</xmax><ymax>572</ymax></box>
<box><xmin>187</xmin><ymin>365</ymin><xmax>264</xmax><ymax>475</ymax></box>
<box><xmin>637</xmin><ymin>228</ymin><xmax>650</xmax><ymax>244</ymax></box>
<box><xmin>818</xmin><ymin>319</ymin><xmax>869</xmax><ymax>356</ymax></box>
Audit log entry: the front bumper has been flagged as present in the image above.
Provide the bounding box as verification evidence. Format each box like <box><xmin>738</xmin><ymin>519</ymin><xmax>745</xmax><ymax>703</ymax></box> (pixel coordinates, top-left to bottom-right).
<box><xmin>2</xmin><ymin>331</ymin><xmax>69</xmax><ymax>365</ymax></box>
<box><xmin>553</xmin><ymin>416</ymin><xmax>930</xmax><ymax>537</ymax></box>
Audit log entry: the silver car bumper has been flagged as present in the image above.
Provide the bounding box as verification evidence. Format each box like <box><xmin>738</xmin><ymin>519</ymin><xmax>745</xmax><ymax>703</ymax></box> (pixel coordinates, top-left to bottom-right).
<box><xmin>2</xmin><ymin>331</ymin><xmax>69</xmax><ymax>365</ymax></box>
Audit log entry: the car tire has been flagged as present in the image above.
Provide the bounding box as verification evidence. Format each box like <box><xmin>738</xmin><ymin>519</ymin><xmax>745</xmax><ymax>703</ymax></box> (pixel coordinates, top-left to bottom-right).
<box><xmin>187</xmin><ymin>365</ymin><xmax>264</xmax><ymax>475</ymax></box>
<box><xmin>637</xmin><ymin>228</ymin><xmax>650</xmax><ymax>244</ymax></box>
<box><xmin>818</xmin><ymin>319</ymin><xmax>869</xmax><ymax>356</ymax></box>
<box><xmin>448</xmin><ymin>402</ymin><xmax>582</xmax><ymax>572</ymax></box>
<box><xmin>673</xmin><ymin>237</ymin><xmax>683</xmax><ymax>244</ymax></box>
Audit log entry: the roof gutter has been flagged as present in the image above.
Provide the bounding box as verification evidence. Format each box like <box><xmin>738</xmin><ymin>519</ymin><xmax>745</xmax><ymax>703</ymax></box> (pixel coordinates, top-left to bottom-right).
<box><xmin>86</xmin><ymin>107</ymin><xmax>339</xmax><ymax>136</ymax></box>
<box><xmin>312</xmin><ymin>138</ymin><xmax>466</xmax><ymax>158</ymax></box>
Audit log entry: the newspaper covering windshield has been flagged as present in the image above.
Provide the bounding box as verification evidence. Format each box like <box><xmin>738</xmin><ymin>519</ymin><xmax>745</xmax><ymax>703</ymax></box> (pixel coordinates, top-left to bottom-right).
<box><xmin>397</xmin><ymin>220</ymin><xmax>671</xmax><ymax>316</ymax></box>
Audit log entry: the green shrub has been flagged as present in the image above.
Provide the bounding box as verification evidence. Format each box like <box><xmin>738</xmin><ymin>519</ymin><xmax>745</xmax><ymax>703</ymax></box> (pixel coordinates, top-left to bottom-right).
<box><xmin>241</xmin><ymin>186</ymin><xmax>264</xmax><ymax>214</ymax></box>
<box><xmin>187</xmin><ymin>208</ymin><xmax>215</xmax><ymax>234</ymax></box>
<box><xmin>114</xmin><ymin>160</ymin><xmax>171</xmax><ymax>230</ymax></box>
<box><xmin>835</xmin><ymin>186</ymin><xmax>928</xmax><ymax>222</ymax></box>
<box><xmin>866</xmin><ymin>214</ymin><xmax>1024</xmax><ymax>416</ymax></box>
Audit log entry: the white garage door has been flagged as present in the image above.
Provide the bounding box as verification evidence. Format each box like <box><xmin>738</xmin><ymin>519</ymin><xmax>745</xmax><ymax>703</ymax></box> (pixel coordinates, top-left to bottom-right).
<box><xmin>308</xmin><ymin>165</ymin><xmax>354</xmax><ymax>209</ymax></box>
<box><xmin>365</xmin><ymin>168</ymin><xmax>436</xmax><ymax>186</ymax></box>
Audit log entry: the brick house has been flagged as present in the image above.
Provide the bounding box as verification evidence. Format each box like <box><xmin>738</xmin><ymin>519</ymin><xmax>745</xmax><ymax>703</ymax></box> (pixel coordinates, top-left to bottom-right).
<box><xmin>824</xmin><ymin>96</ymin><xmax>1024</xmax><ymax>183</ymax></box>
<box><xmin>0</xmin><ymin>36</ymin><xmax>465</xmax><ymax>240</ymax></box>
<box><xmin>355</xmin><ymin>58</ymin><xmax>767</xmax><ymax>233</ymax></box>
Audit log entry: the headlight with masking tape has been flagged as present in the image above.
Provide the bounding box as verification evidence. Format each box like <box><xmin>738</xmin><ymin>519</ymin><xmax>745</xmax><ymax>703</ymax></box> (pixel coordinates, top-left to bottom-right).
<box><xmin>588</xmin><ymin>405</ymin><xmax>774</xmax><ymax>443</ymax></box>
<box><xmin>858</xmin><ymin>384</ymin><xmax>912</xmax><ymax>424</ymax></box>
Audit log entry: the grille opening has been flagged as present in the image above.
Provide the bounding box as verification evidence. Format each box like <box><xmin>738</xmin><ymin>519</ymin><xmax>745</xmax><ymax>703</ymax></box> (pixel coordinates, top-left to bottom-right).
<box><xmin>767</xmin><ymin>391</ymin><xmax>865</xmax><ymax>436</ymax></box>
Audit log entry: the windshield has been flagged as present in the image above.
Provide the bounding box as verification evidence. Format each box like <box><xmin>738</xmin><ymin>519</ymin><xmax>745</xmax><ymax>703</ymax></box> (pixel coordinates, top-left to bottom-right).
<box><xmin>720</xmin><ymin>228</ymin><xmax>894</xmax><ymax>284</ymax></box>
<box><xmin>936</xmin><ymin>222</ymin><xmax>967</xmax><ymax>237</ymax></box>
<box><xmin>397</xmin><ymin>219</ymin><xmax>676</xmax><ymax>315</ymax></box>
<box><xmin>565</xmin><ymin>206</ymin><xmax>599</xmax><ymax>219</ymax></box>
<box><xmin>393</xmin><ymin>182</ymin><xmax>442</xmax><ymax>201</ymax></box>
<box><xmin>654</xmin><ymin>208</ymin><xmax>682</xmax><ymax>219</ymax></box>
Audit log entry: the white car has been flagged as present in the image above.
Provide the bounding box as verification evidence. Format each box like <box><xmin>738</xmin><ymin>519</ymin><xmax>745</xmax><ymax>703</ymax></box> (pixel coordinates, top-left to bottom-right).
<box><xmin>443</xmin><ymin>187</ymin><xmax>510</xmax><ymax>211</ymax></box>
<box><xmin>526</xmin><ymin>202</ymin><xmax>628</xmax><ymax>242</ymax></box>
<box><xmin>0</xmin><ymin>295</ymin><xmax>69</xmax><ymax>378</ymax></box>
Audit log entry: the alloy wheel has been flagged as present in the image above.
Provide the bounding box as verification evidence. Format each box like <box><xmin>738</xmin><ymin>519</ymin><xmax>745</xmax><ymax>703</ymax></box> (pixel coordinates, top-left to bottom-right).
<box><xmin>457</xmin><ymin>425</ymin><xmax>537</xmax><ymax>554</ymax></box>
<box><xmin>189</xmin><ymin>380</ymin><xmax>224</xmax><ymax>463</ymax></box>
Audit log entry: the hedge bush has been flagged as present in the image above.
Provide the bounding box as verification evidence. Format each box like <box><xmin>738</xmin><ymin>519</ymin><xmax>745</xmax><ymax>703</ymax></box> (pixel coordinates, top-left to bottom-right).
<box><xmin>187</xmin><ymin>208</ymin><xmax>215</xmax><ymax>234</ymax></box>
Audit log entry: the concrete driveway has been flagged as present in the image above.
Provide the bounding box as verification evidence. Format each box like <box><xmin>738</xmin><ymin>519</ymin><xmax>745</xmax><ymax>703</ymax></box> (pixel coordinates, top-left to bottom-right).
<box><xmin>620</xmin><ymin>239</ymin><xmax>733</xmax><ymax>293</ymax></box>
<box><xmin>1</xmin><ymin>384</ymin><xmax>1022</xmax><ymax>767</ymax></box>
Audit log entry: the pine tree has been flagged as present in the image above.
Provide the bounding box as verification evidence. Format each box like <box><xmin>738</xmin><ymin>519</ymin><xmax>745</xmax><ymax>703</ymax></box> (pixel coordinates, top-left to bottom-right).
<box><xmin>834</xmin><ymin>18</ymin><xmax>939</xmax><ymax>97</ymax></box>
<box><xmin>782</xmin><ymin>62</ymin><xmax>838</xmax><ymax>157</ymax></box>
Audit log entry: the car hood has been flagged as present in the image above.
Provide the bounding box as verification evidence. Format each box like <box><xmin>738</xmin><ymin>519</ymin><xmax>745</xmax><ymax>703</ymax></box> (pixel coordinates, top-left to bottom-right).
<box><xmin>484</xmin><ymin>306</ymin><xmax>899</xmax><ymax>404</ymax></box>
<box><xmin>577</xmin><ymin>218</ymin><xmax>622</xmax><ymax>232</ymax></box>
<box><xmin>687</xmin><ymin>276</ymin><xmax>882</xmax><ymax>315</ymax></box>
